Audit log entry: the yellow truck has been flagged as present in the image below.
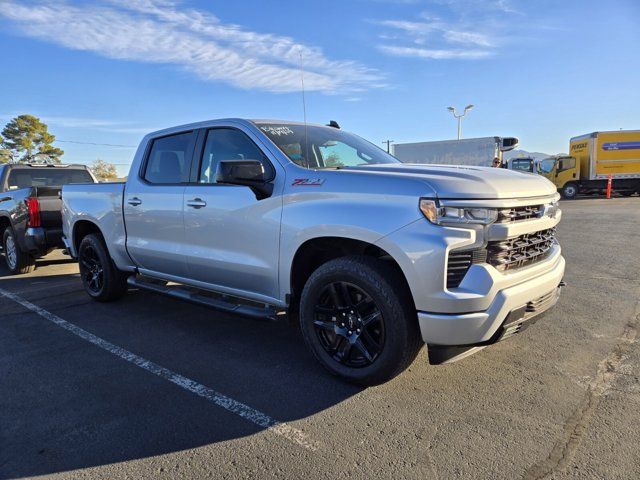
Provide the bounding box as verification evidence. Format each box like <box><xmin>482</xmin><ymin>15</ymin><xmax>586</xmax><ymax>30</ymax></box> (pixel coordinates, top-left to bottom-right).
<box><xmin>538</xmin><ymin>130</ymin><xmax>640</xmax><ymax>199</ymax></box>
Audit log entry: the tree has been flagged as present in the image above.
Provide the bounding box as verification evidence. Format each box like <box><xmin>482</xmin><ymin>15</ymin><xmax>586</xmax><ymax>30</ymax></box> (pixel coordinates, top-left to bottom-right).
<box><xmin>0</xmin><ymin>134</ymin><xmax>12</xmax><ymax>164</ymax></box>
<box><xmin>1</xmin><ymin>114</ymin><xmax>64</xmax><ymax>163</ymax></box>
<box><xmin>90</xmin><ymin>159</ymin><xmax>118</xmax><ymax>181</ymax></box>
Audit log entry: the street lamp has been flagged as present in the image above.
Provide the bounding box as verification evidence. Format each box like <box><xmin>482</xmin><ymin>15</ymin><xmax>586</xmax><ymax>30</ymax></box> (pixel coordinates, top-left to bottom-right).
<box><xmin>447</xmin><ymin>104</ymin><xmax>474</xmax><ymax>140</ymax></box>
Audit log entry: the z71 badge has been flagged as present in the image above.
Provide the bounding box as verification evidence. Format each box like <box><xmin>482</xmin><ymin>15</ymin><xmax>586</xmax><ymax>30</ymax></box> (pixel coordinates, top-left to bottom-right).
<box><xmin>291</xmin><ymin>178</ymin><xmax>325</xmax><ymax>186</ymax></box>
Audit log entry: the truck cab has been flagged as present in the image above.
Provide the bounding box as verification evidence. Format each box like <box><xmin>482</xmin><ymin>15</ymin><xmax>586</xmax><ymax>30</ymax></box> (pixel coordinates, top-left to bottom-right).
<box><xmin>537</xmin><ymin>156</ymin><xmax>579</xmax><ymax>199</ymax></box>
<box><xmin>505</xmin><ymin>157</ymin><xmax>537</xmax><ymax>173</ymax></box>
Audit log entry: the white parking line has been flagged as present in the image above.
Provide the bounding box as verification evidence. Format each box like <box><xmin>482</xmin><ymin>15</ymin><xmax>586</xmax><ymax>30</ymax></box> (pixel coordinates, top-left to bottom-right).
<box><xmin>0</xmin><ymin>287</ymin><xmax>319</xmax><ymax>452</ymax></box>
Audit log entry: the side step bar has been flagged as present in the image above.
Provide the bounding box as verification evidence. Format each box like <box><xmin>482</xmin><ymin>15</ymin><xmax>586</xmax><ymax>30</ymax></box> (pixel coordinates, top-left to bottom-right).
<box><xmin>127</xmin><ymin>276</ymin><xmax>277</xmax><ymax>320</ymax></box>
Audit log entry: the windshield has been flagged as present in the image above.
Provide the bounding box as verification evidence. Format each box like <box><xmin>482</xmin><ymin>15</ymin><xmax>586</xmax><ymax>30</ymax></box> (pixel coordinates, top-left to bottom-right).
<box><xmin>7</xmin><ymin>168</ymin><xmax>93</xmax><ymax>189</ymax></box>
<box><xmin>511</xmin><ymin>159</ymin><xmax>533</xmax><ymax>172</ymax></box>
<box><xmin>255</xmin><ymin>122</ymin><xmax>400</xmax><ymax>169</ymax></box>
<box><xmin>538</xmin><ymin>158</ymin><xmax>556</xmax><ymax>174</ymax></box>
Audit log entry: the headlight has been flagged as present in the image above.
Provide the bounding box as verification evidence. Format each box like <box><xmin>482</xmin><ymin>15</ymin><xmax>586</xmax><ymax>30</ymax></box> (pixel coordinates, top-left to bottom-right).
<box><xmin>420</xmin><ymin>199</ymin><xmax>498</xmax><ymax>226</ymax></box>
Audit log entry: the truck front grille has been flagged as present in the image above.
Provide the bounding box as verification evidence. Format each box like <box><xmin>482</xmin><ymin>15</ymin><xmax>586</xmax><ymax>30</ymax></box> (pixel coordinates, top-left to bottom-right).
<box><xmin>497</xmin><ymin>205</ymin><xmax>543</xmax><ymax>223</ymax></box>
<box><xmin>487</xmin><ymin>227</ymin><xmax>557</xmax><ymax>271</ymax></box>
<box><xmin>447</xmin><ymin>249</ymin><xmax>487</xmax><ymax>288</ymax></box>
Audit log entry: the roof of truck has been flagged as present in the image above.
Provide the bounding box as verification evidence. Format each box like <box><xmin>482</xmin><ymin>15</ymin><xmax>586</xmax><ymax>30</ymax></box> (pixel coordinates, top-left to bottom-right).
<box><xmin>570</xmin><ymin>129</ymin><xmax>640</xmax><ymax>141</ymax></box>
<box><xmin>2</xmin><ymin>163</ymin><xmax>89</xmax><ymax>169</ymax></box>
<box><xmin>144</xmin><ymin>118</ymin><xmax>333</xmax><ymax>138</ymax></box>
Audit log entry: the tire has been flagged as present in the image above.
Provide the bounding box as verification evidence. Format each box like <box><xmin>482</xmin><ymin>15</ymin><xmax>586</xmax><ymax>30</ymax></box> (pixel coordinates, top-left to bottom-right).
<box><xmin>78</xmin><ymin>233</ymin><xmax>128</xmax><ymax>302</ymax></box>
<box><xmin>299</xmin><ymin>256</ymin><xmax>422</xmax><ymax>386</ymax></box>
<box><xmin>3</xmin><ymin>228</ymin><xmax>35</xmax><ymax>275</ymax></box>
<box><xmin>561</xmin><ymin>183</ymin><xmax>578</xmax><ymax>199</ymax></box>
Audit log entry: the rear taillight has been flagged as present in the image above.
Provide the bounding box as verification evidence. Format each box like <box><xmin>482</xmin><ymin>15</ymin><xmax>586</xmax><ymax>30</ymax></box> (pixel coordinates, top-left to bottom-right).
<box><xmin>25</xmin><ymin>197</ymin><xmax>41</xmax><ymax>227</ymax></box>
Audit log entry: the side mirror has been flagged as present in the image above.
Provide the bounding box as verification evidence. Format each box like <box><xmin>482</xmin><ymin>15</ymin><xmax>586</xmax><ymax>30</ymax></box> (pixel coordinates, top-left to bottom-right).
<box><xmin>217</xmin><ymin>160</ymin><xmax>274</xmax><ymax>199</ymax></box>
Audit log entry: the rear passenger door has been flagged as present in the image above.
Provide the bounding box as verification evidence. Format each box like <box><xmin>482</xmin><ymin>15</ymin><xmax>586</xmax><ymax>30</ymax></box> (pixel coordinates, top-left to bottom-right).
<box><xmin>124</xmin><ymin>131</ymin><xmax>196</xmax><ymax>278</ymax></box>
<box><xmin>182</xmin><ymin>127</ymin><xmax>282</xmax><ymax>300</ymax></box>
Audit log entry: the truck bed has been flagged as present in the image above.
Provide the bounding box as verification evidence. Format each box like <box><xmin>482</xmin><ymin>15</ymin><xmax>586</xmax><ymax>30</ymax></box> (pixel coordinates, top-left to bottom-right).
<box><xmin>62</xmin><ymin>182</ymin><xmax>128</xmax><ymax>263</ymax></box>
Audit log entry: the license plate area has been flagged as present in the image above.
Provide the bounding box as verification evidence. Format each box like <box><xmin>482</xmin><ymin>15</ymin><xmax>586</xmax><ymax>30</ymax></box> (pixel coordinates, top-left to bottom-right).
<box><xmin>497</xmin><ymin>286</ymin><xmax>562</xmax><ymax>342</ymax></box>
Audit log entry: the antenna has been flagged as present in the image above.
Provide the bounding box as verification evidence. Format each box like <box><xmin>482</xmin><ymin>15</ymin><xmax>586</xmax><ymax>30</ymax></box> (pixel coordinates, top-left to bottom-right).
<box><xmin>299</xmin><ymin>50</ymin><xmax>310</xmax><ymax>169</ymax></box>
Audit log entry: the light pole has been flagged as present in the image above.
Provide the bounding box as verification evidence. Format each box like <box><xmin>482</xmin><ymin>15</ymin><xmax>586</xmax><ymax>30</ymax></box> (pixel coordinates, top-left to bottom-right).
<box><xmin>447</xmin><ymin>104</ymin><xmax>474</xmax><ymax>140</ymax></box>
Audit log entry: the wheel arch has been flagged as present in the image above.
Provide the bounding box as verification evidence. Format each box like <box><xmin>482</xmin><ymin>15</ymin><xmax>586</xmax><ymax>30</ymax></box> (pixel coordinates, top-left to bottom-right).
<box><xmin>72</xmin><ymin>219</ymin><xmax>105</xmax><ymax>254</ymax></box>
<box><xmin>288</xmin><ymin>236</ymin><xmax>414</xmax><ymax>312</ymax></box>
<box><xmin>0</xmin><ymin>215</ymin><xmax>12</xmax><ymax>237</ymax></box>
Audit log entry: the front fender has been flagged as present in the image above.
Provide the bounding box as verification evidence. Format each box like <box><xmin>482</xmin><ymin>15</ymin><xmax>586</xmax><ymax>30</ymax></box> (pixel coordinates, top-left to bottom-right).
<box><xmin>278</xmin><ymin>190</ymin><xmax>423</xmax><ymax>301</ymax></box>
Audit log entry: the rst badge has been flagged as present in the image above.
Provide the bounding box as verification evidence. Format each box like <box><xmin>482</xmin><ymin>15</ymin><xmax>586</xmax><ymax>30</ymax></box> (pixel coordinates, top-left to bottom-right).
<box><xmin>292</xmin><ymin>178</ymin><xmax>325</xmax><ymax>187</ymax></box>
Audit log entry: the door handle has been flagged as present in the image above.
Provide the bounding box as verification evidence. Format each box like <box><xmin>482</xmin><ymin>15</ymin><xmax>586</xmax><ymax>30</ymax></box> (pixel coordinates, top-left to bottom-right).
<box><xmin>0</xmin><ymin>196</ymin><xmax>12</xmax><ymax>202</ymax></box>
<box><xmin>186</xmin><ymin>198</ymin><xmax>207</xmax><ymax>209</ymax></box>
<box><xmin>127</xmin><ymin>197</ymin><xmax>142</xmax><ymax>206</ymax></box>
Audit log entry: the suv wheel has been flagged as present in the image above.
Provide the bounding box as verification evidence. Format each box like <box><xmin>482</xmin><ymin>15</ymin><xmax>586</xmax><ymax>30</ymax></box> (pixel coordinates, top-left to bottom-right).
<box><xmin>299</xmin><ymin>256</ymin><xmax>422</xmax><ymax>386</ymax></box>
<box><xmin>78</xmin><ymin>234</ymin><xmax>128</xmax><ymax>302</ymax></box>
<box><xmin>3</xmin><ymin>228</ymin><xmax>35</xmax><ymax>275</ymax></box>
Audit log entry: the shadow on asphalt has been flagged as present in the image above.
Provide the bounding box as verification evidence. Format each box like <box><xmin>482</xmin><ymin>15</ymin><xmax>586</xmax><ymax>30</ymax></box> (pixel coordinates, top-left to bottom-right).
<box><xmin>0</xmin><ymin>263</ymin><xmax>363</xmax><ymax>478</ymax></box>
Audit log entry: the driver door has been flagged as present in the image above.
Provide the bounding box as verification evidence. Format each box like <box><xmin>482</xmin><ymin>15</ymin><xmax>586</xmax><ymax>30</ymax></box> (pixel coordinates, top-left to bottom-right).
<box><xmin>182</xmin><ymin>127</ymin><xmax>281</xmax><ymax>300</ymax></box>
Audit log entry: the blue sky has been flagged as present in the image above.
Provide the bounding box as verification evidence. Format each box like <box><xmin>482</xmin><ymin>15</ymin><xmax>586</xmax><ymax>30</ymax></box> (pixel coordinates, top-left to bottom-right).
<box><xmin>1</xmin><ymin>0</ymin><xmax>639</xmax><ymax>175</ymax></box>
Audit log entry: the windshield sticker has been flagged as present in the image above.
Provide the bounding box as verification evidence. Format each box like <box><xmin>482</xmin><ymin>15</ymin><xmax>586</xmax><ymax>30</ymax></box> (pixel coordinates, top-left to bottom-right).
<box><xmin>261</xmin><ymin>126</ymin><xmax>294</xmax><ymax>136</ymax></box>
<box><xmin>292</xmin><ymin>178</ymin><xmax>325</xmax><ymax>187</ymax></box>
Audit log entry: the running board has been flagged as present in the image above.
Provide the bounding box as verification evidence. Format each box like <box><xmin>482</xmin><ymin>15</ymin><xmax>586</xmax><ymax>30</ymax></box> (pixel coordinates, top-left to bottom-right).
<box><xmin>127</xmin><ymin>276</ymin><xmax>277</xmax><ymax>320</ymax></box>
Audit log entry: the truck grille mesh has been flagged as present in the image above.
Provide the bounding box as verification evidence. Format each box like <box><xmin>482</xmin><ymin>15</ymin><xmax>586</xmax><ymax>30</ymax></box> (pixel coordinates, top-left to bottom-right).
<box><xmin>487</xmin><ymin>227</ymin><xmax>557</xmax><ymax>271</ymax></box>
<box><xmin>447</xmin><ymin>227</ymin><xmax>558</xmax><ymax>288</ymax></box>
<box><xmin>497</xmin><ymin>205</ymin><xmax>543</xmax><ymax>223</ymax></box>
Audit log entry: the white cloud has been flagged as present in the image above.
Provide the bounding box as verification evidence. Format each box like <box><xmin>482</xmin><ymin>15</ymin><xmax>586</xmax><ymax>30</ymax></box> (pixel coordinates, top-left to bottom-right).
<box><xmin>0</xmin><ymin>0</ymin><xmax>383</xmax><ymax>93</ymax></box>
<box><xmin>432</xmin><ymin>0</ymin><xmax>521</xmax><ymax>15</ymax></box>
<box><xmin>373</xmin><ymin>1</ymin><xmax>514</xmax><ymax>61</ymax></box>
<box><xmin>375</xmin><ymin>19</ymin><xmax>493</xmax><ymax>48</ymax></box>
<box><xmin>378</xmin><ymin>45</ymin><xmax>491</xmax><ymax>59</ymax></box>
<box><xmin>0</xmin><ymin>113</ymin><xmax>155</xmax><ymax>134</ymax></box>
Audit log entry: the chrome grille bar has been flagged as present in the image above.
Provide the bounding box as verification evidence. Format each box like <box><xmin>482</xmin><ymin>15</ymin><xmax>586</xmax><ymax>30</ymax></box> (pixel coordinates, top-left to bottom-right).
<box><xmin>487</xmin><ymin>227</ymin><xmax>557</xmax><ymax>271</ymax></box>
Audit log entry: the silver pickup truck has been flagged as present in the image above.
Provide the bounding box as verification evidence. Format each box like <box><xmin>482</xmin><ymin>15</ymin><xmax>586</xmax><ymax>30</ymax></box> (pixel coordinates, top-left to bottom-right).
<box><xmin>62</xmin><ymin>119</ymin><xmax>565</xmax><ymax>385</ymax></box>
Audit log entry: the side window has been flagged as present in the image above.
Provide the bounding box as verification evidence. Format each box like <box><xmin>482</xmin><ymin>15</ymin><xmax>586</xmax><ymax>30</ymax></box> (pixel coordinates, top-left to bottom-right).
<box><xmin>199</xmin><ymin>128</ymin><xmax>272</xmax><ymax>184</ymax></box>
<box><xmin>557</xmin><ymin>157</ymin><xmax>576</xmax><ymax>172</ymax></box>
<box><xmin>143</xmin><ymin>131</ymin><xmax>196</xmax><ymax>184</ymax></box>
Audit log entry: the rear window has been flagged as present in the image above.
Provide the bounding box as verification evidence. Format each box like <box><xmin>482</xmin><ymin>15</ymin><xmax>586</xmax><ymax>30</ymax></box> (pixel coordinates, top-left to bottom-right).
<box><xmin>7</xmin><ymin>168</ymin><xmax>93</xmax><ymax>189</ymax></box>
<box><xmin>144</xmin><ymin>131</ymin><xmax>196</xmax><ymax>184</ymax></box>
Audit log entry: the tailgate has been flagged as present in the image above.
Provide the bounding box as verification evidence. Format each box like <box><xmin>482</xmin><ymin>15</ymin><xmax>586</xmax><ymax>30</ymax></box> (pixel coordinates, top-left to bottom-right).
<box><xmin>33</xmin><ymin>186</ymin><xmax>63</xmax><ymax>229</ymax></box>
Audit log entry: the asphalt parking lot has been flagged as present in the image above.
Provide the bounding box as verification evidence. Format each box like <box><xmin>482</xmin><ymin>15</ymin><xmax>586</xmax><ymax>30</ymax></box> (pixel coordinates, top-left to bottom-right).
<box><xmin>1</xmin><ymin>197</ymin><xmax>638</xmax><ymax>480</ymax></box>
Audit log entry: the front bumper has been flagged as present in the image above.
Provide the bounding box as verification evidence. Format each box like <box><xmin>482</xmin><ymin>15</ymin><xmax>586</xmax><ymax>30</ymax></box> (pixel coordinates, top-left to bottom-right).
<box><xmin>418</xmin><ymin>252</ymin><xmax>565</xmax><ymax>358</ymax></box>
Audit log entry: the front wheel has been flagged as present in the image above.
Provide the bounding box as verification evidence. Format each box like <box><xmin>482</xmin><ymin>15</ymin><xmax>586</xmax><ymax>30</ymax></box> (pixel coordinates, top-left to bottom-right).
<box><xmin>299</xmin><ymin>256</ymin><xmax>422</xmax><ymax>386</ymax></box>
<box><xmin>78</xmin><ymin>234</ymin><xmax>128</xmax><ymax>302</ymax></box>
<box><xmin>3</xmin><ymin>228</ymin><xmax>35</xmax><ymax>275</ymax></box>
<box><xmin>561</xmin><ymin>182</ymin><xmax>578</xmax><ymax>199</ymax></box>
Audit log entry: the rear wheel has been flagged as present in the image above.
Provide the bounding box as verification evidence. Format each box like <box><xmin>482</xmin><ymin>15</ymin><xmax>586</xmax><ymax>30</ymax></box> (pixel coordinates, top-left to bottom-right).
<box><xmin>78</xmin><ymin>234</ymin><xmax>128</xmax><ymax>302</ymax></box>
<box><xmin>299</xmin><ymin>256</ymin><xmax>422</xmax><ymax>386</ymax></box>
<box><xmin>3</xmin><ymin>228</ymin><xmax>35</xmax><ymax>275</ymax></box>
<box><xmin>561</xmin><ymin>182</ymin><xmax>578</xmax><ymax>199</ymax></box>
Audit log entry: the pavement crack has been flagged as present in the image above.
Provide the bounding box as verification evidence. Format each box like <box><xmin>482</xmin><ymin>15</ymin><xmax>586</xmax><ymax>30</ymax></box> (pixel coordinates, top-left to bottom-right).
<box><xmin>523</xmin><ymin>303</ymin><xmax>639</xmax><ymax>480</ymax></box>
<box><xmin>423</xmin><ymin>424</ymin><xmax>440</xmax><ymax>480</ymax></box>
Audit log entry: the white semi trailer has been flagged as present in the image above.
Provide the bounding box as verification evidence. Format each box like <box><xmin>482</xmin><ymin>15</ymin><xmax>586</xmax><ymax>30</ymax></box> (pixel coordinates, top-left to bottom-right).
<box><xmin>392</xmin><ymin>137</ymin><xmax>519</xmax><ymax>167</ymax></box>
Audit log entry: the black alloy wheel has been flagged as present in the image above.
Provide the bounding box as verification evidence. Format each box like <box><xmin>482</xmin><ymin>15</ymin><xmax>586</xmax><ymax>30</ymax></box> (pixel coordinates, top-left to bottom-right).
<box><xmin>299</xmin><ymin>256</ymin><xmax>423</xmax><ymax>386</ymax></box>
<box><xmin>77</xmin><ymin>233</ymin><xmax>128</xmax><ymax>302</ymax></box>
<box><xmin>80</xmin><ymin>244</ymin><xmax>104</xmax><ymax>294</ymax></box>
<box><xmin>313</xmin><ymin>281</ymin><xmax>385</xmax><ymax>368</ymax></box>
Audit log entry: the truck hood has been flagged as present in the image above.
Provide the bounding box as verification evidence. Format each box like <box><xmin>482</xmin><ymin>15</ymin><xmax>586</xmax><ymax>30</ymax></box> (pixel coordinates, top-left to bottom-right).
<box><xmin>346</xmin><ymin>163</ymin><xmax>557</xmax><ymax>199</ymax></box>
